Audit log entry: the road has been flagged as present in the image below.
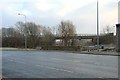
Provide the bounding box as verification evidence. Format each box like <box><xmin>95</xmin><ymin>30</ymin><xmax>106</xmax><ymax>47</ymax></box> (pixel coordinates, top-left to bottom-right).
<box><xmin>2</xmin><ymin>50</ymin><xmax>118</xmax><ymax>78</ymax></box>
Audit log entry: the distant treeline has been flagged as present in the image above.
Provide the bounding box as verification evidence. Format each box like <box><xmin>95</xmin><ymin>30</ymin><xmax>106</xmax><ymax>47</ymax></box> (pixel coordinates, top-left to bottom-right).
<box><xmin>1</xmin><ymin>21</ymin><xmax>116</xmax><ymax>49</ymax></box>
<box><xmin>1</xmin><ymin>20</ymin><xmax>76</xmax><ymax>48</ymax></box>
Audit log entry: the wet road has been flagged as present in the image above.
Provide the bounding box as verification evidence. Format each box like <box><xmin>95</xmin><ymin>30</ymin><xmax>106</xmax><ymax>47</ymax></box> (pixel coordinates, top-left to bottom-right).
<box><xmin>2</xmin><ymin>50</ymin><xmax>118</xmax><ymax>78</ymax></box>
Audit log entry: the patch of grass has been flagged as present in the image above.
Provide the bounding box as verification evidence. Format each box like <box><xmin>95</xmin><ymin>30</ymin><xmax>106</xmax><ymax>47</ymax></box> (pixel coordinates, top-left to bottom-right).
<box><xmin>0</xmin><ymin>47</ymin><xmax>36</xmax><ymax>51</ymax></box>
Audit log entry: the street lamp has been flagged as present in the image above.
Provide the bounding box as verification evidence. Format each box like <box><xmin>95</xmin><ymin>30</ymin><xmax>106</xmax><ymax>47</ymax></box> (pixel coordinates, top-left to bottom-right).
<box><xmin>18</xmin><ymin>13</ymin><xmax>27</xmax><ymax>49</ymax></box>
<box><xmin>97</xmin><ymin>0</ymin><xmax>99</xmax><ymax>52</ymax></box>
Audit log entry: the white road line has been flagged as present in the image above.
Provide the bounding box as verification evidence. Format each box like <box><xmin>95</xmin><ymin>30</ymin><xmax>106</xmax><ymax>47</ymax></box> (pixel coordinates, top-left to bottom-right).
<box><xmin>46</xmin><ymin>66</ymin><xmax>73</xmax><ymax>73</ymax></box>
<box><xmin>51</xmin><ymin>58</ymin><xmax>100</xmax><ymax>65</ymax></box>
<box><xmin>51</xmin><ymin>58</ymin><xmax>81</xmax><ymax>62</ymax></box>
<box><xmin>16</xmin><ymin>61</ymin><xmax>26</xmax><ymax>64</ymax></box>
<box><xmin>47</xmin><ymin>58</ymin><xmax>100</xmax><ymax>69</ymax></box>
<box><xmin>6</xmin><ymin>58</ymin><xmax>76</xmax><ymax>77</ymax></box>
<box><xmin>9</xmin><ymin>59</ymin><xmax>14</xmax><ymax>62</ymax></box>
<box><xmin>8</xmin><ymin>59</ymin><xmax>26</xmax><ymax>64</ymax></box>
<box><xmin>36</xmin><ymin>64</ymin><xmax>73</xmax><ymax>73</ymax></box>
<box><xmin>2</xmin><ymin>75</ymin><xmax>7</xmax><ymax>78</ymax></box>
<box><xmin>98</xmin><ymin>77</ymin><xmax>103</xmax><ymax>78</ymax></box>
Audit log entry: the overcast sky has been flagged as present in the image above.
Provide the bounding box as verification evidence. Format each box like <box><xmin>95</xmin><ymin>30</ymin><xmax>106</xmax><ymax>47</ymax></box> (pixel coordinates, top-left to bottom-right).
<box><xmin>0</xmin><ymin>0</ymin><xmax>119</xmax><ymax>34</ymax></box>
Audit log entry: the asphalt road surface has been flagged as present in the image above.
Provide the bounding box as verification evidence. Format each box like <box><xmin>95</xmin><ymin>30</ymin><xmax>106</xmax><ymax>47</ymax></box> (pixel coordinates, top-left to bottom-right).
<box><xmin>2</xmin><ymin>50</ymin><xmax>118</xmax><ymax>78</ymax></box>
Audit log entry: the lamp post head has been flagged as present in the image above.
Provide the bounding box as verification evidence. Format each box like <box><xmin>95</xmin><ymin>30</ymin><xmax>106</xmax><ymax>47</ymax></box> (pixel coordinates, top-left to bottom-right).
<box><xmin>18</xmin><ymin>13</ymin><xmax>21</xmax><ymax>15</ymax></box>
<box><xmin>18</xmin><ymin>13</ymin><xmax>26</xmax><ymax>17</ymax></box>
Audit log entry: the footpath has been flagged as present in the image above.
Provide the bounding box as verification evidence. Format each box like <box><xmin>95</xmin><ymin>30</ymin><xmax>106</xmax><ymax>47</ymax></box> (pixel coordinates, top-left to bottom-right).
<box><xmin>76</xmin><ymin>51</ymin><xmax>119</xmax><ymax>56</ymax></box>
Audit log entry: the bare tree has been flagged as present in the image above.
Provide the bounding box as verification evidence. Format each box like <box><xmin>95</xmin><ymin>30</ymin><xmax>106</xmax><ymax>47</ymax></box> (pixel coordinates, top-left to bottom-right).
<box><xmin>102</xmin><ymin>25</ymin><xmax>113</xmax><ymax>34</ymax></box>
<box><xmin>106</xmin><ymin>25</ymin><xmax>110</xmax><ymax>34</ymax></box>
<box><xmin>15</xmin><ymin>21</ymin><xmax>43</xmax><ymax>48</ymax></box>
<box><xmin>41</xmin><ymin>27</ymin><xmax>55</xmax><ymax>46</ymax></box>
<box><xmin>2</xmin><ymin>27</ymin><xmax>24</xmax><ymax>47</ymax></box>
<box><xmin>15</xmin><ymin>22</ymin><xmax>26</xmax><ymax>35</ymax></box>
<box><xmin>58</xmin><ymin>20</ymin><xmax>76</xmax><ymax>46</ymax></box>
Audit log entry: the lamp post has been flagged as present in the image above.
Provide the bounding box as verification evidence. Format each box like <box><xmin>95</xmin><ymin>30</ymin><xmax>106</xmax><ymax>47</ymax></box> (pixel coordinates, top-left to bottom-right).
<box><xmin>116</xmin><ymin>24</ymin><xmax>120</xmax><ymax>52</ymax></box>
<box><xmin>115</xmin><ymin>1</ymin><xmax>120</xmax><ymax>52</ymax></box>
<box><xmin>97</xmin><ymin>0</ymin><xmax>99</xmax><ymax>52</ymax></box>
<box><xmin>18</xmin><ymin>13</ymin><xmax>27</xmax><ymax>49</ymax></box>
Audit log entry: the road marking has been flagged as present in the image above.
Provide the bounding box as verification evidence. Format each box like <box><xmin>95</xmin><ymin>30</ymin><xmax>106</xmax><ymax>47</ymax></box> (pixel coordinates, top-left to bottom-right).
<box><xmin>98</xmin><ymin>77</ymin><xmax>103</xmax><ymax>78</ymax></box>
<box><xmin>36</xmin><ymin>64</ymin><xmax>73</xmax><ymax>73</ymax></box>
<box><xmin>2</xmin><ymin>76</ymin><xmax>7</xmax><ymax>78</ymax></box>
<box><xmin>50</xmin><ymin>58</ymin><xmax>99</xmax><ymax>65</ymax></box>
<box><xmin>51</xmin><ymin>58</ymin><xmax>81</xmax><ymax>62</ymax></box>
<box><xmin>8</xmin><ymin>59</ymin><xmax>26</xmax><ymax>64</ymax></box>
<box><xmin>9</xmin><ymin>59</ymin><xmax>14</xmax><ymax>62</ymax></box>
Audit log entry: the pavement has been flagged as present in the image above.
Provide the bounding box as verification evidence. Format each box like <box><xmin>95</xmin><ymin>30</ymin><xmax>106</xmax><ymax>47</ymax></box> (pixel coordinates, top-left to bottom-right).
<box><xmin>2</xmin><ymin>50</ymin><xmax>118</xmax><ymax>78</ymax></box>
<box><xmin>79</xmin><ymin>51</ymin><xmax>119</xmax><ymax>56</ymax></box>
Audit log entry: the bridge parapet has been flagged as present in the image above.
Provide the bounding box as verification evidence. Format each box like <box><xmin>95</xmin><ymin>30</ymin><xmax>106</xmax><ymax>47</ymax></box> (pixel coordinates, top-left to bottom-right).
<box><xmin>55</xmin><ymin>34</ymin><xmax>107</xmax><ymax>39</ymax></box>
